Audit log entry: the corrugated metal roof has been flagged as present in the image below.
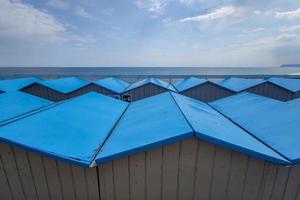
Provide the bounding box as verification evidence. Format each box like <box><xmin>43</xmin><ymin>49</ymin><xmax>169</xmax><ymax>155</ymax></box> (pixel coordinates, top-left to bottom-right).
<box><xmin>211</xmin><ymin>92</ymin><xmax>300</xmax><ymax>163</ymax></box>
<box><xmin>0</xmin><ymin>92</ymin><xmax>128</xmax><ymax>167</ymax></box>
<box><xmin>96</xmin><ymin>92</ymin><xmax>193</xmax><ymax>163</ymax></box>
<box><xmin>218</xmin><ymin>77</ymin><xmax>265</xmax><ymax>92</ymax></box>
<box><xmin>173</xmin><ymin>76</ymin><xmax>208</xmax><ymax>92</ymax></box>
<box><xmin>173</xmin><ymin>93</ymin><xmax>289</xmax><ymax>164</ymax></box>
<box><xmin>0</xmin><ymin>77</ymin><xmax>41</xmax><ymax>92</ymax></box>
<box><xmin>37</xmin><ymin>77</ymin><xmax>89</xmax><ymax>93</ymax></box>
<box><xmin>94</xmin><ymin>77</ymin><xmax>130</xmax><ymax>94</ymax></box>
<box><xmin>124</xmin><ymin>77</ymin><xmax>177</xmax><ymax>92</ymax></box>
<box><xmin>267</xmin><ymin>77</ymin><xmax>300</xmax><ymax>92</ymax></box>
<box><xmin>0</xmin><ymin>92</ymin><xmax>52</xmax><ymax>124</ymax></box>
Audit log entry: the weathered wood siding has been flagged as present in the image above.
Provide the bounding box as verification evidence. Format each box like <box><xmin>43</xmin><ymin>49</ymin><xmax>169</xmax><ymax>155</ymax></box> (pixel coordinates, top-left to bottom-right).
<box><xmin>1</xmin><ymin>138</ymin><xmax>300</xmax><ymax>200</ymax></box>
<box><xmin>179</xmin><ymin>82</ymin><xmax>235</xmax><ymax>102</ymax></box>
<box><xmin>0</xmin><ymin>142</ymin><xmax>99</xmax><ymax>200</ymax></box>
<box><xmin>122</xmin><ymin>83</ymin><xmax>168</xmax><ymax>101</ymax></box>
<box><xmin>21</xmin><ymin>83</ymin><xmax>67</xmax><ymax>102</ymax></box>
<box><xmin>21</xmin><ymin>83</ymin><xmax>121</xmax><ymax>102</ymax></box>
<box><xmin>246</xmin><ymin>82</ymin><xmax>294</xmax><ymax>101</ymax></box>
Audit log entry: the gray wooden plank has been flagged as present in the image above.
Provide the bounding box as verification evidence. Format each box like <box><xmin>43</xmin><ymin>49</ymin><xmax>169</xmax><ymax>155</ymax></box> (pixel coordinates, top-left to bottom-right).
<box><xmin>85</xmin><ymin>167</ymin><xmax>100</xmax><ymax>200</ymax></box>
<box><xmin>13</xmin><ymin>147</ymin><xmax>38</xmax><ymax>200</ymax></box>
<box><xmin>162</xmin><ymin>142</ymin><xmax>180</xmax><ymax>200</ymax></box>
<box><xmin>113</xmin><ymin>157</ymin><xmax>130</xmax><ymax>200</ymax></box>
<box><xmin>0</xmin><ymin>143</ymin><xmax>25</xmax><ymax>200</ymax></box>
<box><xmin>283</xmin><ymin>165</ymin><xmax>300</xmax><ymax>200</ymax></box>
<box><xmin>257</xmin><ymin>162</ymin><xmax>278</xmax><ymax>200</ymax></box>
<box><xmin>129</xmin><ymin>152</ymin><xmax>146</xmax><ymax>200</ymax></box>
<box><xmin>0</xmin><ymin>152</ymin><xmax>12</xmax><ymax>200</ymax></box>
<box><xmin>177</xmin><ymin>139</ymin><xmax>198</xmax><ymax>200</ymax></box>
<box><xmin>43</xmin><ymin>156</ymin><xmax>63</xmax><ymax>200</ymax></box>
<box><xmin>146</xmin><ymin>147</ymin><xmax>163</xmax><ymax>200</ymax></box>
<box><xmin>242</xmin><ymin>157</ymin><xmax>266</xmax><ymax>200</ymax></box>
<box><xmin>27</xmin><ymin>151</ymin><xmax>50</xmax><ymax>200</ymax></box>
<box><xmin>193</xmin><ymin>141</ymin><xmax>215</xmax><ymax>200</ymax></box>
<box><xmin>98</xmin><ymin>162</ymin><xmax>114</xmax><ymax>200</ymax></box>
<box><xmin>72</xmin><ymin>165</ymin><xmax>88</xmax><ymax>200</ymax></box>
<box><xmin>270</xmin><ymin>165</ymin><xmax>291</xmax><ymax>200</ymax></box>
<box><xmin>225</xmin><ymin>152</ymin><xmax>248</xmax><ymax>200</ymax></box>
<box><xmin>210</xmin><ymin>146</ymin><xmax>232</xmax><ymax>200</ymax></box>
<box><xmin>57</xmin><ymin>161</ymin><xmax>76</xmax><ymax>200</ymax></box>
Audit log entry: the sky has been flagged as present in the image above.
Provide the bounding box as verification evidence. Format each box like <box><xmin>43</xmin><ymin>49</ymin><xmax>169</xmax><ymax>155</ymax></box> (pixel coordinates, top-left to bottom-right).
<box><xmin>0</xmin><ymin>0</ymin><xmax>300</xmax><ymax>67</ymax></box>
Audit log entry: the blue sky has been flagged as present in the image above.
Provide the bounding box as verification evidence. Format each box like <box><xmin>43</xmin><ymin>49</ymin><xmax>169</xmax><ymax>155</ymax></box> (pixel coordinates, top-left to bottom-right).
<box><xmin>0</xmin><ymin>0</ymin><xmax>300</xmax><ymax>67</ymax></box>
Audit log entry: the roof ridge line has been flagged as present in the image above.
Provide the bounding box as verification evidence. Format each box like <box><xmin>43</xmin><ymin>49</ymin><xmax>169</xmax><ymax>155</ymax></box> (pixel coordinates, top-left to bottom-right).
<box><xmin>206</xmin><ymin>102</ymin><xmax>291</xmax><ymax>164</ymax></box>
<box><xmin>169</xmin><ymin>92</ymin><xmax>196</xmax><ymax>134</ymax></box>
<box><xmin>0</xmin><ymin>98</ymin><xmax>73</xmax><ymax>127</ymax></box>
<box><xmin>90</xmin><ymin>102</ymin><xmax>131</xmax><ymax>167</ymax></box>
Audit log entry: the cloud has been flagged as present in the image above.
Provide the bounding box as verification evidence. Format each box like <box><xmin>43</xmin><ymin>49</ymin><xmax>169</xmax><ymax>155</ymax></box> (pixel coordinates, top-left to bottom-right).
<box><xmin>0</xmin><ymin>0</ymin><xmax>66</xmax><ymax>43</ymax></box>
<box><xmin>280</xmin><ymin>24</ymin><xmax>300</xmax><ymax>32</ymax></box>
<box><xmin>248</xmin><ymin>27</ymin><xmax>265</xmax><ymax>33</ymax></box>
<box><xmin>71</xmin><ymin>34</ymin><xmax>96</xmax><ymax>46</ymax></box>
<box><xmin>135</xmin><ymin>0</ymin><xmax>167</xmax><ymax>16</ymax></box>
<box><xmin>179</xmin><ymin>6</ymin><xmax>237</xmax><ymax>22</ymax></box>
<box><xmin>47</xmin><ymin>0</ymin><xmax>69</xmax><ymax>9</ymax></box>
<box><xmin>47</xmin><ymin>0</ymin><xmax>93</xmax><ymax>20</ymax></box>
<box><xmin>275</xmin><ymin>8</ymin><xmax>300</xmax><ymax>19</ymax></box>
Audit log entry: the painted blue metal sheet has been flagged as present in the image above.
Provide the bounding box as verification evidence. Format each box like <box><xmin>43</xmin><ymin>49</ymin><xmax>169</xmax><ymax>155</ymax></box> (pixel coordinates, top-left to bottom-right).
<box><xmin>267</xmin><ymin>77</ymin><xmax>300</xmax><ymax>92</ymax></box>
<box><xmin>38</xmin><ymin>77</ymin><xmax>89</xmax><ymax>93</ymax></box>
<box><xmin>211</xmin><ymin>92</ymin><xmax>300</xmax><ymax>163</ymax></box>
<box><xmin>0</xmin><ymin>92</ymin><xmax>52</xmax><ymax>123</ymax></box>
<box><xmin>173</xmin><ymin>77</ymin><xmax>208</xmax><ymax>92</ymax></box>
<box><xmin>96</xmin><ymin>92</ymin><xmax>193</xmax><ymax>163</ymax></box>
<box><xmin>94</xmin><ymin>77</ymin><xmax>130</xmax><ymax>94</ymax></box>
<box><xmin>172</xmin><ymin>93</ymin><xmax>290</xmax><ymax>165</ymax></box>
<box><xmin>0</xmin><ymin>92</ymin><xmax>128</xmax><ymax>167</ymax></box>
<box><xmin>124</xmin><ymin>77</ymin><xmax>177</xmax><ymax>92</ymax></box>
<box><xmin>218</xmin><ymin>77</ymin><xmax>265</xmax><ymax>92</ymax></box>
<box><xmin>0</xmin><ymin>77</ymin><xmax>41</xmax><ymax>92</ymax></box>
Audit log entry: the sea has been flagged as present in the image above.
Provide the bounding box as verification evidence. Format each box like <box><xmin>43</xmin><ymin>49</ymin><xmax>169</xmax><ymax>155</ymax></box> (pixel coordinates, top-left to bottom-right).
<box><xmin>1</xmin><ymin>67</ymin><xmax>300</xmax><ymax>82</ymax></box>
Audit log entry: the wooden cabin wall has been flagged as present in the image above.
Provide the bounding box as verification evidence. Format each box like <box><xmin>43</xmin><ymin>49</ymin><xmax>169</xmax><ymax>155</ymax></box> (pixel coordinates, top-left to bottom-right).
<box><xmin>1</xmin><ymin>138</ymin><xmax>300</xmax><ymax>200</ymax></box>
<box><xmin>122</xmin><ymin>84</ymin><xmax>168</xmax><ymax>101</ymax></box>
<box><xmin>21</xmin><ymin>84</ymin><xmax>67</xmax><ymax>102</ymax></box>
<box><xmin>246</xmin><ymin>82</ymin><xmax>294</xmax><ymax>101</ymax></box>
<box><xmin>68</xmin><ymin>84</ymin><xmax>120</xmax><ymax>99</ymax></box>
<box><xmin>0</xmin><ymin>142</ymin><xmax>99</xmax><ymax>200</ymax></box>
<box><xmin>97</xmin><ymin>137</ymin><xmax>300</xmax><ymax>200</ymax></box>
<box><xmin>179</xmin><ymin>82</ymin><xmax>235</xmax><ymax>102</ymax></box>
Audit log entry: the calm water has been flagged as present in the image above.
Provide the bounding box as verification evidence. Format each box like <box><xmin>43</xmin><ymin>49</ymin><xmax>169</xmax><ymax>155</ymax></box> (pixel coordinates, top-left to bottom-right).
<box><xmin>1</xmin><ymin>67</ymin><xmax>300</xmax><ymax>80</ymax></box>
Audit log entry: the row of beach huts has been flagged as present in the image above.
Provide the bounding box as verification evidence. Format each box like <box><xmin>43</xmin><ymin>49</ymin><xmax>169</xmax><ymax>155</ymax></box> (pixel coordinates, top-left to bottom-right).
<box><xmin>0</xmin><ymin>76</ymin><xmax>300</xmax><ymax>200</ymax></box>
<box><xmin>1</xmin><ymin>76</ymin><xmax>300</xmax><ymax>102</ymax></box>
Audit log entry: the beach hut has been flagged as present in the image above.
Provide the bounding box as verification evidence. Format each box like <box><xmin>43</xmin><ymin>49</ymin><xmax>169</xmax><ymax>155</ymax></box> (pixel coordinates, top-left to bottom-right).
<box><xmin>91</xmin><ymin>77</ymin><xmax>130</xmax><ymax>99</ymax></box>
<box><xmin>0</xmin><ymin>92</ymin><xmax>299</xmax><ymax>200</ymax></box>
<box><xmin>20</xmin><ymin>77</ymin><xmax>89</xmax><ymax>101</ymax></box>
<box><xmin>0</xmin><ymin>77</ymin><xmax>41</xmax><ymax>92</ymax></box>
<box><xmin>173</xmin><ymin>76</ymin><xmax>234</xmax><ymax>102</ymax></box>
<box><xmin>122</xmin><ymin>77</ymin><xmax>176</xmax><ymax>101</ymax></box>
<box><xmin>218</xmin><ymin>77</ymin><xmax>299</xmax><ymax>101</ymax></box>
<box><xmin>0</xmin><ymin>92</ymin><xmax>128</xmax><ymax>200</ymax></box>
<box><xmin>267</xmin><ymin>77</ymin><xmax>300</xmax><ymax>100</ymax></box>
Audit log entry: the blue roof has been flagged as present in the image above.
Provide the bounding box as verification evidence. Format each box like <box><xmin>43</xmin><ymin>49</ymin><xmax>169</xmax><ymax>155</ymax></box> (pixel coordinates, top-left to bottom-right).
<box><xmin>96</xmin><ymin>92</ymin><xmax>193</xmax><ymax>163</ymax></box>
<box><xmin>267</xmin><ymin>77</ymin><xmax>300</xmax><ymax>92</ymax></box>
<box><xmin>0</xmin><ymin>92</ymin><xmax>52</xmax><ymax>124</ymax></box>
<box><xmin>0</xmin><ymin>92</ymin><xmax>128</xmax><ymax>167</ymax></box>
<box><xmin>124</xmin><ymin>77</ymin><xmax>177</xmax><ymax>92</ymax></box>
<box><xmin>94</xmin><ymin>77</ymin><xmax>130</xmax><ymax>94</ymax></box>
<box><xmin>218</xmin><ymin>77</ymin><xmax>266</xmax><ymax>92</ymax></box>
<box><xmin>211</xmin><ymin>92</ymin><xmax>300</xmax><ymax>164</ymax></box>
<box><xmin>173</xmin><ymin>77</ymin><xmax>208</xmax><ymax>92</ymax></box>
<box><xmin>0</xmin><ymin>77</ymin><xmax>41</xmax><ymax>92</ymax></box>
<box><xmin>38</xmin><ymin>77</ymin><xmax>89</xmax><ymax>93</ymax></box>
<box><xmin>172</xmin><ymin>93</ymin><xmax>290</xmax><ymax>165</ymax></box>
